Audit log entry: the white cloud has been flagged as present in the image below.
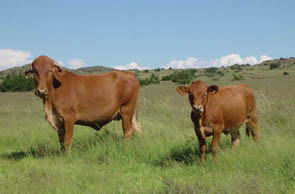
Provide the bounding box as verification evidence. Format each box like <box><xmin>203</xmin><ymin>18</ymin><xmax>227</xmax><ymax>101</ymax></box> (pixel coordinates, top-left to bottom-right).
<box><xmin>162</xmin><ymin>54</ymin><xmax>273</xmax><ymax>69</ymax></box>
<box><xmin>67</xmin><ymin>58</ymin><xmax>86</xmax><ymax>69</ymax></box>
<box><xmin>259</xmin><ymin>55</ymin><xmax>272</xmax><ymax>62</ymax></box>
<box><xmin>0</xmin><ymin>49</ymin><xmax>32</xmax><ymax>70</ymax></box>
<box><xmin>56</xmin><ymin>60</ymin><xmax>64</xmax><ymax>66</ymax></box>
<box><xmin>113</xmin><ymin>62</ymin><xmax>148</xmax><ymax>70</ymax></box>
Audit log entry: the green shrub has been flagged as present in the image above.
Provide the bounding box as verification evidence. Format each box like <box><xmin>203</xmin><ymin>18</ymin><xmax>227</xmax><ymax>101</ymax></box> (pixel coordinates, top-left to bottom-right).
<box><xmin>149</xmin><ymin>73</ymin><xmax>160</xmax><ymax>84</ymax></box>
<box><xmin>217</xmin><ymin>71</ymin><xmax>225</xmax><ymax>76</ymax></box>
<box><xmin>234</xmin><ymin>66</ymin><xmax>242</xmax><ymax>72</ymax></box>
<box><xmin>161</xmin><ymin>75</ymin><xmax>171</xmax><ymax>81</ymax></box>
<box><xmin>0</xmin><ymin>74</ymin><xmax>35</xmax><ymax>92</ymax></box>
<box><xmin>283</xmin><ymin>72</ymin><xmax>289</xmax><ymax>76</ymax></box>
<box><xmin>229</xmin><ymin>64</ymin><xmax>240</xmax><ymax>70</ymax></box>
<box><xmin>231</xmin><ymin>74</ymin><xmax>244</xmax><ymax>81</ymax></box>
<box><xmin>140</xmin><ymin>73</ymin><xmax>160</xmax><ymax>86</ymax></box>
<box><xmin>170</xmin><ymin>70</ymin><xmax>196</xmax><ymax>84</ymax></box>
<box><xmin>143</xmin><ymin>69</ymin><xmax>149</xmax><ymax>73</ymax></box>
<box><xmin>269</xmin><ymin>63</ymin><xmax>280</xmax><ymax>69</ymax></box>
<box><xmin>204</xmin><ymin>67</ymin><xmax>217</xmax><ymax>74</ymax></box>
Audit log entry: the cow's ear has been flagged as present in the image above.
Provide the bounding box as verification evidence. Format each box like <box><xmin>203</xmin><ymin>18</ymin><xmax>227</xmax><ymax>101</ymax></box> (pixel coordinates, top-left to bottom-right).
<box><xmin>51</xmin><ymin>62</ymin><xmax>63</xmax><ymax>73</ymax></box>
<box><xmin>177</xmin><ymin>86</ymin><xmax>189</xmax><ymax>95</ymax></box>
<box><xmin>207</xmin><ymin>85</ymin><xmax>218</xmax><ymax>94</ymax></box>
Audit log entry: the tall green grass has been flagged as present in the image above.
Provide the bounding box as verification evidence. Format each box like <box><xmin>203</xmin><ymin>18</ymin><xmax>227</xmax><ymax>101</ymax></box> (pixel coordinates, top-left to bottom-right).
<box><xmin>0</xmin><ymin>67</ymin><xmax>295</xmax><ymax>193</ymax></box>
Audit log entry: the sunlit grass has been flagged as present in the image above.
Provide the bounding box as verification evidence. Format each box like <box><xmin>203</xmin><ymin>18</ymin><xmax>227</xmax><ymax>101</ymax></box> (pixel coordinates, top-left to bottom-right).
<box><xmin>0</xmin><ymin>66</ymin><xmax>295</xmax><ymax>193</ymax></box>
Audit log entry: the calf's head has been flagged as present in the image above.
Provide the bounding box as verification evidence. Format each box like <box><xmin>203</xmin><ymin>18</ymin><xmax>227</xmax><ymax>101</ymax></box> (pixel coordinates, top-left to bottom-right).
<box><xmin>25</xmin><ymin>55</ymin><xmax>62</xmax><ymax>98</ymax></box>
<box><xmin>177</xmin><ymin>80</ymin><xmax>218</xmax><ymax>113</ymax></box>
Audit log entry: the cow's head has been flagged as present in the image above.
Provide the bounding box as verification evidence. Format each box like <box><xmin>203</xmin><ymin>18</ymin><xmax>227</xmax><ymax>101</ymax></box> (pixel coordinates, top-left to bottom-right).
<box><xmin>177</xmin><ymin>80</ymin><xmax>218</xmax><ymax>113</ymax></box>
<box><xmin>25</xmin><ymin>55</ymin><xmax>62</xmax><ymax>98</ymax></box>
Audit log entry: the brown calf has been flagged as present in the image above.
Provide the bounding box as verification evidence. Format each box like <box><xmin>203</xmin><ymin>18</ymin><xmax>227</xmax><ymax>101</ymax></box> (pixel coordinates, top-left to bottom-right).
<box><xmin>177</xmin><ymin>80</ymin><xmax>259</xmax><ymax>162</ymax></box>
<box><xmin>25</xmin><ymin>55</ymin><xmax>141</xmax><ymax>152</ymax></box>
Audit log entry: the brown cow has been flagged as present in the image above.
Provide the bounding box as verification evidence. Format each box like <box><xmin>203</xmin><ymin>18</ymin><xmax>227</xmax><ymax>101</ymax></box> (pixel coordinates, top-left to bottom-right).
<box><xmin>177</xmin><ymin>80</ymin><xmax>259</xmax><ymax>162</ymax></box>
<box><xmin>25</xmin><ymin>55</ymin><xmax>141</xmax><ymax>152</ymax></box>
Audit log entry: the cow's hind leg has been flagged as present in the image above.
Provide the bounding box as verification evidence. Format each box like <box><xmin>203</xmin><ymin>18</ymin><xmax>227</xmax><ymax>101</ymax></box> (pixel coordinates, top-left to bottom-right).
<box><xmin>121</xmin><ymin>103</ymin><xmax>138</xmax><ymax>140</ymax></box>
<box><xmin>246</xmin><ymin>111</ymin><xmax>259</xmax><ymax>143</ymax></box>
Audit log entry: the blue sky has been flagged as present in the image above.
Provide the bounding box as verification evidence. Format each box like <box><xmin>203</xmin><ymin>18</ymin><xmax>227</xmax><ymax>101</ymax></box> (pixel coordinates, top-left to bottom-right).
<box><xmin>0</xmin><ymin>0</ymin><xmax>294</xmax><ymax>70</ymax></box>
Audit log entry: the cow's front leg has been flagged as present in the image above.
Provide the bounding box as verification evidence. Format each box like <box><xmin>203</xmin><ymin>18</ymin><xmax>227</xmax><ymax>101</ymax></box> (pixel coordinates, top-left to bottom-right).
<box><xmin>57</xmin><ymin>117</ymin><xmax>74</xmax><ymax>154</ymax></box>
<box><xmin>191</xmin><ymin>112</ymin><xmax>206</xmax><ymax>163</ymax></box>
<box><xmin>198</xmin><ymin>134</ymin><xmax>207</xmax><ymax>163</ymax></box>
<box><xmin>63</xmin><ymin>119</ymin><xmax>75</xmax><ymax>153</ymax></box>
<box><xmin>211</xmin><ymin>124</ymin><xmax>223</xmax><ymax>162</ymax></box>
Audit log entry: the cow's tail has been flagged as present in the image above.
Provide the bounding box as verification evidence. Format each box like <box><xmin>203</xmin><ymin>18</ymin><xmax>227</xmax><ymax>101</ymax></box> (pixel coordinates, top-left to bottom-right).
<box><xmin>132</xmin><ymin>99</ymin><xmax>142</xmax><ymax>135</ymax></box>
<box><xmin>135</xmin><ymin>100</ymin><xmax>139</xmax><ymax>121</ymax></box>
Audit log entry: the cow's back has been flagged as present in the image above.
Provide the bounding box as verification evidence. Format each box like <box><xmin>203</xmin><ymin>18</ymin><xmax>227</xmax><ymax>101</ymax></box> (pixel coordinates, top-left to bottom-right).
<box><xmin>206</xmin><ymin>84</ymin><xmax>255</xmax><ymax>129</ymax></box>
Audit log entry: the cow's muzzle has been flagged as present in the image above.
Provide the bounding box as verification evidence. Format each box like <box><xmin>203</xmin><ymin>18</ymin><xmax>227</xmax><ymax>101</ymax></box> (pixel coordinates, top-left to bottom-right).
<box><xmin>35</xmin><ymin>88</ymin><xmax>48</xmax><ymax>98</ymax></box>
<box><xmin>192</xmin><ymin>105</ymin><xmax>204</xmax><ymax>113</ymax></box>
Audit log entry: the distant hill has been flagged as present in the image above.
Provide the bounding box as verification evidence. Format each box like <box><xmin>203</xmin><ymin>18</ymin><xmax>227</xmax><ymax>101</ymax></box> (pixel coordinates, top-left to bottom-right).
<box><xmin>1</xmin><ymin>57</ymin><xmax>295</xmax><ymax>79</ymax></box>
<box><xmin>74</xmin><ymin>66</ymin><xmax>113</xmax><ymax>74</ymax></box>
<box><xmin>258</xmin><ymin>57</ymin><xmax>295</xmax><ymax>67</ymax></box>
<box><xmin>0</xmin><ymin>64</ymin><xmax>33</xmax><ymax>78</ymax></box>
<box><xmin>0</xmin><ymin>64</ymin><xmax>113</xmax><ymax>78</ymax></box>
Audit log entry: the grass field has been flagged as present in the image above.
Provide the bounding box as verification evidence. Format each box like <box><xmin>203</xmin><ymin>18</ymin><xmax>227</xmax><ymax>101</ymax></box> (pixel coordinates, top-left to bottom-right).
<box><xmin>0</xmin><ymin>64</ymin><xmax>295</xmax><ymax>193</ymax></box>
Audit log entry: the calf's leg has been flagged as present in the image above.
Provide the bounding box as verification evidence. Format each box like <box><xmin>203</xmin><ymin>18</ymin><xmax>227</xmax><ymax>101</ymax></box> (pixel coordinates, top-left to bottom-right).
<box><xmin>211</xmin><ymin>124</ymin><xmax>223</xmax><ymax>162</ymax></box>
<box><xmin>191</xmin><ymin>112</ymin><xmax>206</xmax><ymax>162</ymax></box>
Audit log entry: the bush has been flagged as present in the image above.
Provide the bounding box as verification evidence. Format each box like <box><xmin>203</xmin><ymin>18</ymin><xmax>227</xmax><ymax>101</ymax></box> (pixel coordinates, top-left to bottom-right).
<box><xmin>217</xmin><ymin>71</ymin><xmax>225</xmax><ymax>76</ymax></box>
<box><xmin>170</xmin><ymin>70</ymin><xmax>196</xmax><ymax>84</ymax></box>
<box><xmin>161</xmin><ymin>75</ymin><xmax>171</xmax><ymax>81</ymax></box>
<box><xmin>139</xmin><ymin>73</ymin><xmax>160</xmax><ymax>86</ymax></box>
<box><xmin>229</xmin><ymin>64</ymin><xmax>240</xmax><ymax>70</ymax></box>
<box><xmin>149</xmin><ymin>73</ymin><xmax>160</xmax><ymax>84</ymax></box>
<box><xmin>283</xmin><ymin>72</ymin><xmax>289</xmax><ymax>76</ymax></box>
<box><xmin>269</xmin><ymin>63</ymin><xmax>280</xmax><ymax>69</ymax></box>
<box><xmin>234</xmin><ymin>66</ymin><xmax>242</xmax><ymax>72</ymax></box>
<box><xmin>231</xmin><ymin>74</ymin><xmax>244</xmax><ymax>81</ymax></box>
<box><xmin>204</xmin><ymin>67</ymin><xmax>217</xmax><ymax>74</ymax></box>
<box><xmin>154</xmin><ymin>68</ymin><xmax>161</xmax><ymax>72</ymax></box>
<box><xmin>0</xmin><ymin>74</ymin><xmax>35</xmax><ymax>92</ymax></box>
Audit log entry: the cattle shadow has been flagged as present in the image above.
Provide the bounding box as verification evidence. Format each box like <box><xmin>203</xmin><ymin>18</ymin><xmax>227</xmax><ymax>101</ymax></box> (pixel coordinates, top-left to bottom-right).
<box><xmin>153</xmin><ymin>137</ymin><xmax>235</xmax><ymax>167</ymax></box>
<box><xmin>153</xmin><ymin>146</ymin><xmax>201</xmax><ymax>167</ymax></box>
<box><xmin>1</xmin><ymin>145</ymin><xmax>61</xmax><ymax>161</ymax></box>
<box><xmin>1</xmin><ymin>129</ymin><xmax>122</xmax><ymax>161</ymax></box>
<box><xmin>152</xmin><ymin>138</ymin><xmax>203</xmax><ymax>166</ymax></box>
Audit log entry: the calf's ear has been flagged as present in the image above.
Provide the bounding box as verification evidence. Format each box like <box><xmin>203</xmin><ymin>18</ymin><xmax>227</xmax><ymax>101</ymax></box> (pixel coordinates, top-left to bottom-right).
<box><xmin>176</xmin><ymin>86</ymin><xmax>189</xmax><ymax>95</ymax></box>
<box><xmin>207</xmin><ymin>85</ymin><xmax>219</xmax><ymax>94</ymax></box>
